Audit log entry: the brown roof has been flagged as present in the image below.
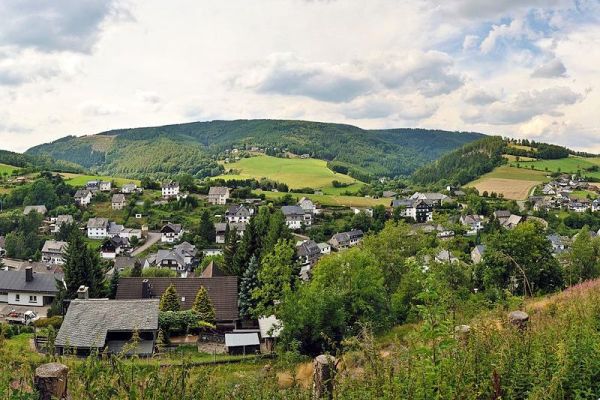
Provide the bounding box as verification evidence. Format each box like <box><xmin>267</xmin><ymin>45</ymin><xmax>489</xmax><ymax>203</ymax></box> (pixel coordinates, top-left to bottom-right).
<box><xmin>115</xmin><ymin>277</ymin><xmax>239</xmax><ymax>321</ymax></box>
<box><xmin>200</xmin><ymin>261</ymin><xmax>228</xmax><ymax>278</ymax></box>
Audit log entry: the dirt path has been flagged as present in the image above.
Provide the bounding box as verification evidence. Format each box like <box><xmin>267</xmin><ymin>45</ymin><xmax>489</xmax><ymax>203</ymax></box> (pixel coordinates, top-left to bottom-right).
<box><xmin>131</xmin><ymin>232</ymin><xmax>161</xmax><ymax>256</ymax></box>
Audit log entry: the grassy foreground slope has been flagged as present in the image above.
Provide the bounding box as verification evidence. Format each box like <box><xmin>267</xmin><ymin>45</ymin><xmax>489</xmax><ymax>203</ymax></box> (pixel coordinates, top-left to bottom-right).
<box><xmin>216</xmin><ymin>155</ymin><xmax>363</xmax><ymax>193</ymax></box>
<box><xmin>26</xmin><ymin>119</ymin><xmax>485</xmax><ymax>179</ymax></box>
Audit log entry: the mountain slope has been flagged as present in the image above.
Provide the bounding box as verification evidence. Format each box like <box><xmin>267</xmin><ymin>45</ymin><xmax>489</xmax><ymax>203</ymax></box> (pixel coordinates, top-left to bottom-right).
<box><xmin>26</xmin><ymin>119</ymin><xmax>485</xmax><ymax>179</ymax></box>
<box><xmin>0</xmin><ymin>149</ymin><xmax>82</xmax><ymax>173</ymax></box>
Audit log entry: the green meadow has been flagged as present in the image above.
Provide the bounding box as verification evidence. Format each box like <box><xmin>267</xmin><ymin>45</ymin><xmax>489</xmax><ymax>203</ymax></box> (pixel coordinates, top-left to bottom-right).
<box><xmin>216</xmin><ymin>155</ymin><xmax>364</xmax><ymax>194</ymax></box>
<box><xmin>256</xmin><ymin>189</ymin><xmax>389</xmax><ymax>208</ymax></box>
<box><xmin>509</xmin><ymin>156</ymin><xmax>600</xmax><ymax>179</ymax></box>
<box><xmin>0</xmin><ymin>163</ymin><xmax>19</xmax><ymax>176</ymax></box>
<box><xmin>60</xmin><ymin>173</ymin><xmax>141</xmax><ymax>187</ymax></box>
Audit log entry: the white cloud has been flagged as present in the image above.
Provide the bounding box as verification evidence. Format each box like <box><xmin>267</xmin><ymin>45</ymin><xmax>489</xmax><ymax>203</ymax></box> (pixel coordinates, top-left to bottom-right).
<box><xmin>463</xmin><ymin>88</ymin><xmax>500</xmax><ymax>105</ymax></box>
<box><xmin>462</xmin><ymin>35</ymin><xmax>479</xmax><ymax>51</ymax></box>
<box><xmin>480</xmin><ymin>18</ymin><xmax>534</xmax><ymax>54</ymax></box>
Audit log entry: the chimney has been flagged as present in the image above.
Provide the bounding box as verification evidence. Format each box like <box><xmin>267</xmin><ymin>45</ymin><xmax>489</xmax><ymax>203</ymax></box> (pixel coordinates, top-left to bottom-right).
<box><xmin>77</xmin><ymin>286</ymin><xmax>89</xmax><ymax>300</ymax></box>
<box><xmin>141</xmin><ymin>279</ymin><xmax>151</xmax><ymax>299</ymax></box>
<box><xmin>25</xmin><ymin>266</ymin><xmax>33</xmax><ymax>282</ymax></box>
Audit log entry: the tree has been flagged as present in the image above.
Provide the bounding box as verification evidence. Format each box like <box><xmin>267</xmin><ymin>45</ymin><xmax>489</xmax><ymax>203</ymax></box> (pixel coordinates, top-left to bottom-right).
<box><xmin>222</xmin><ymin>225</ymin><xmax>239</xmax><ymax>275</ymax></box>
<box><xmin>56</xmin><ymin>222</ymin><xmax>79</xmax><ymax>242</ymax></box>
<box><xmin>566</xmin><ymin>226</ymin><xmax>600</xmax><ymax>285</ymax></box>
<box><xmin>62</xmin><ymin>231</ymin><xmax>105</xmax><ymax>298</ymax></box>
<box><xmin>252</xmin><ymin>239</ymin><xmax>297</xmax><ymax>317</ymax></box>
<box><xmin>198</xmin><ymin>210</ymin><xmax>215</xmax><ymax>245</ymax></box>
<box><xmin>263</xmin><ymin>211</ymin><xmax>290</xmax><ymax>255</ymax></box>
<box><xmin>108</xmin><ymin>270</ymin><xmax>120</xmax><ymax>299</ymax></box>
<box><xmin>160</xmin><ymin>284</ymin><xmax>181</xmax><ymax>312</ymax></box>
<box><xmin>351</xmin><ymin>211</ymin><xmax>373</xmax><ymax>233</ymax></box>
<box><xmin>232</xmin><ymin>219</ymin><xmax>258</xmax><ymax>277</ymax></box>
<box><xmin>131</xmin><ymin>260</ymin><xmax>143</xmax><ymax>277</ymax></box>
<box><xmin>239</xmin><ymin>255</ymin><xmax>260</xmax><ymax>318</ymax></box>
<box><xmin>192</xmin><ymin>286</ymin><xmax>215</xmax><ymax>323</ymax></box>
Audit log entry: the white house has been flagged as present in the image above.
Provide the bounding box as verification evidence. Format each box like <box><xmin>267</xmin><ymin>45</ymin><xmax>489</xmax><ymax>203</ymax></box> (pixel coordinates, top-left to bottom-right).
<box><xmin>281</xmin><ymin>206</ymin><xmax>312</xmax><ymax>230</ymax></box>
<box><xmin>161</xmin><ymin>223</ymin><xmax>183</xmax><ymax>243</ymax></box>
<box><xmin>87</xmin><ymin>217</ymin><xmax>110</xmax><ymax>239</ymax></box>
<box><xmin>121</xmin><ymin>183</ymin><xmax>138</xmax><ymax>194</ymax></box>
<box><xmin>298</xmin><ymin>197</ymin><xmax>317</xmax><ymax>214</ymax></box>
<box><xmin>317</xmin><ymin>242</ymin><xmax>331</xmax><ymax>255</ymax></box>
<box><xmin>391</xmin><ymin>199</ymin><xmax>433</xmax><ymax>223</ymax></box>
<box><xmin>208</xmin><ymin>187</ymin><xmax>230</xmax><ymax>205</ymax></box>
<box><xmin>23</xmin><ymin>205</ymin><xmax>47</xmax><ymax>215</ymax></box>
<box><xmin>41</xmin><ymin>240</ymin><xmax>68</xmax><ymax>265</ymax></box>
<box><xmin>329</xmin><ymin>230</ymin><xmax>363</xmax><ymax>250</ymax></box>
<box><xmin>51</xmin><ymin>215</ymin><xmax>74</xmax><ymax>234</ymax></box>
<box><xmin>0</xmin><ymin>267</ymin><xmax>60</xmax><ymax>307</ymax></box>
<box><xmin>459</xmin><ymin>215</ymin><xmax>485</xmax><ymax>235</ymax></box>
<box><xmin>74</xmin><ymin>189</ymin><xmax>93</xmax><ymax>206</ymax></box>
<box><xmin>226</xmin><ymin>205</ymin><xmax>253</xmax><ymax>224</ymax></box>
<box><xmin>112</xmin><ymin>194</ymin><xmax>126</xmax><ymax>210</ymax></box>
<box><xmin>99</xmin><ymin>181</ymin><xmax>112</xmax><ymax>192</ymax></box>
<box><xmin>162</xmin><ymin>181</ymin><xmax>180</xmax><ymax>198</ymax></box>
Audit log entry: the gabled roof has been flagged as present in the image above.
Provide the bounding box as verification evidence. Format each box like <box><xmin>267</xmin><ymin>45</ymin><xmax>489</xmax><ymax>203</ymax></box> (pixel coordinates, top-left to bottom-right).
<box><xmin>281</xmin><ymin>205</ymin><xmax>305</xmax><ymax>216</ymax></box>
<box><xmin>297</xmin><ymin>240</ymin><xmax>321</xmax><ymax>257</ymax></box>
<box><xmin>55</xmin><ymin>215</ymin><xmax>74</xmax><ymax>225</ymax></box>
<box><xmin>112</xmin><ymin>194</ymin><xmax>126</xmax><ymax>203</ymax></box>
<box><xmin>0</xmin><ymin>270</ymin><xmax>59</xmax><ymax>294</ymax></box>
<box><xmin>55</xmin><ymin>299</ymin><xmax>159</xmax><ymax>348</ymax></box>
<box><xmin>74</xmin><ymin>189</ymin><xmax>92</xmax><ymax>198</ymax></box>
<box><xmin>87</xmin><ymin>217</ymin><xmax>109</xmax><ymax>229</ymax></box>
<box><xmin>162</xmin><ymin>181</ymin><xmax>179</xmax><ymax>189</ymax></box>
<box><xmin>42</xmin><ymin>240</ymin><xmax>68</xmax><ymax>254</ymax></box>
<box><xmin>24</xmin><ymin>205</ymin><xmax>47</xmax><ymax>215</ymax></box>
<box><xmin>161</xmin><ymin>223</ymin><xmax>182</xmax><ymax>234</ymax></box>
<box><xmin>208</xmin><ymin>186</ymin><xmax>229</xmax><ymax>195</ymax></box>
<box><xmin>200</xmin><ymin>261</ymin><xmax>228</xmax><ymax>278</ymax></box>
<box><xmin>115</xmin><ymin>277</ymin><xmax>239</xmax><ymax>321</ymax></box>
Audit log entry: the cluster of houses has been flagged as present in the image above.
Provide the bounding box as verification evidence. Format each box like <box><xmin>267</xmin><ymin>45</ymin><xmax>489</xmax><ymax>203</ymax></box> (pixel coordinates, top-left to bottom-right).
<box><xmin>75</xmin><ymin>180</ymin><xmax>141</xmax><ymax>208</ymax></box>
<box><xmin>533</xmin><ymin>175</ymin><xmax>600</xmax><ymax>213</ymax></box>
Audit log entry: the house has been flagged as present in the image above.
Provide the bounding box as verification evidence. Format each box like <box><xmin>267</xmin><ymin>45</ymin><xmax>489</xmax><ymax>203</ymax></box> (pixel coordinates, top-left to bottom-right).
<box><xmin>51</xmin><ymin>215</ymin><xmax>74</xmax><ymax>234</ymax></box>
<box><xmin>547</xmin><ymin>234</ymin><xmax>568</xmax><ymax>255</ymax></box>
<box><xmin>74</xmin><ymin>189</ymin><xmax>93</xmax><ymax>206</ymax></box>
<box><xmin>391</xmin><ymin>199</ymin><xmax>433</xmax><ymax>223</ymax></box>
<box><xmin>214</xmin><ymin>222</ymin><xmax>246</xmax><ymax>243</ymax></box>
<box><xmin>297</xmin><ymin>240</ymin><xmax>322</xmax><ymax>268</ymax></box>
<box><xmin>353</xmin><ymin>207</ymin><xmax>374</xmax><ymax>217</ymax></box>
<box><xmin>317</xmin><ymin>242</ymin><xmax>331</xmax><ymax>255</ymax></box>
<box><xmin>0</xmin><ymin>267</ymin><xmax>59</xmax><ymax>307</ymax></box>
<box><xmin>203</xmin><ymin>248</ymin><xmax>223</xmax><ymax>257</ymax></box>
<box><xmin>161</xmin><ymin>223</ymin><xmax>183</xmax><ymax>243</ymax></box>
<box><xmin>98</xmin><ymin>181</ymin><xmax>111</xmax><ymax>192</ymax></box>
<box><xmin>55</xmin><ymin>294</ymin><xmax>159</xmax><ymax>357</ymax></box>
<box><xmin>87</xmin><ymin>218</ymin><xmax>110</xmax><ymax>239</ymax></box>
<box><xmin>569</xmin><ymin>200</ymin><xmax>591</xmax><ymax>213</ymax></box>
<box><xmin>329</xmin><ymin>229</ymin><xmax>364</xmax><ymax>250</ymax></box>
<box><xmin>493</xmin><ymin>210</ymin><xmax>522</xmax><ymax>230</ymax></box>
<box><xmin>471</xmin><ymin>245</ymin><xmax>486</xmax><ymax>264</ymax></box>
<box><xmin>226</xmin><ymin>205</ymin><xmax>253</xmax><ymax>224</ymax></box>
<box><xmin>86</xmin><ymin>180</ymin><xmax>100</xmax><ymax>191</ymax></box>
<box><xmin>593</xmin><ymin>199</ymin><xmax>600</xmax><ymax>213</ymax></box>
<box><xmin>155</xmin><ymin>242</ymin><xmax>198</xmax><ymax>273</ymax></box>
<box><xmin>410</xmin><ymin>192</ymin><xmax>449</xmax><ymax>206</ymax></box>
<box><xmin>435</xmin><ymin>250</ymin><xmax>459</xmax><ymax>264</ymax></box>
<box><xmin>23</xmin><ymin>205</ymin><xmax>47</xmax><ymax>215</ymax></box>
<box><xmin>0</xmin><ymin>236</ymin><xmax>5</xmax><ymax>257</ymax></box>
<box><xmin>121</xmin><ymin>183</ymin><xmax>138</xmax><ymax>194</ymax></box>
<box><xmin>225</xmin><ymin>332</ymin><xmax>261</xmax><ymax>355</ymax></box>
<box><xmin>208</xmin><ymin>186</ymin><xmax>230</xmax><ymax>205</ymax></box>
<box><xmin>460</xmin><ymin>215</ymin><xmax>485</xmax><ymax>235</ymax></box>
<box><xmin>200</xmin><ymin>260</ymin><xmax>228</xmax><ymax>278</ymax></box>
<box><xmin>41</xmin><ymin>240</ymin><xmax>68</xmax><ymax>264</ymax></box>
<box><xmin>281</xmin><ymin>205</ymin><xmax>312</xmax><ymax>230</ymax></box>
<box><xmin>162</xmin><ymin>181</ymin><xmax>180</xmax><ymax>198</ymax></box>
<box><xmin>116</xmin><ymin>276</ymin><xmax>239</xmax><ymax>329</ymax></box>
<box><xmin>382</xmin><ymin>191</ymin><xmax>397</xmax><ymax>198</ymax></box>
<box><xmin>298</xmin><ymin>197</ymin><xmax>318</xmax><ymax>214</ymax></box>
<box><xmin>258</xmin><ymin>315</ymin><xmax>282</xmax><ymax>353</ymax></box>
<box><xmin>111</xmin><ymin>194</ymin><xmax>126</xmax><ymax>210</ymax></box>
<box><xmin>100</xmin><ymin>236</ymin><xmax>130</xmax><ymax>259</ymax></box>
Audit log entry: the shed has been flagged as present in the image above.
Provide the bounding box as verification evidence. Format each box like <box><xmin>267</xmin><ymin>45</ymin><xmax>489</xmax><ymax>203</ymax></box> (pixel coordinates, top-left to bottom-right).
<box><xmin>224</xmin><ymin>332</ymin><xmax>260</xmax><ymax>355</ymax></box>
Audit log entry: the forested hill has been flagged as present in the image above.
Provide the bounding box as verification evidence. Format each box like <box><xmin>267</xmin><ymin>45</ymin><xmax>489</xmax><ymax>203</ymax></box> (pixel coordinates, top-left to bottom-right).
<box><xmin>0</xmin><ymin>149</ymin><xmax>82</xmax><ymax>173</ymax></box>
<box><xmin>25</xmin><ymin>119</ymin><xmax>484</xmax><ymax>180</ymax></box>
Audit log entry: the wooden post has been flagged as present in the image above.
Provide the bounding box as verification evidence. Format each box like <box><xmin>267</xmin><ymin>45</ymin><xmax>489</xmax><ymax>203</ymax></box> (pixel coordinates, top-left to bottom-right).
<box><xmin>34</xmin><ymin>363</ymin><xmax>68</xmax><ymax>400</ymax></box>
<box><xmin>312</xmin><ymin>354</ymin><xmax>336</xmax><ymax>400</ymax></box>
<box><xmin>508</xmin><ymin>311</ymin><xmax>529</xmax><ymax>331</ymax></box>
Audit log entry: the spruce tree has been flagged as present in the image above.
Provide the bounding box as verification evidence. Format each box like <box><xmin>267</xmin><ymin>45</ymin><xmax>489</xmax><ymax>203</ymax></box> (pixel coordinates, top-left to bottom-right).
<box><xmin>223</xmin><ymin>225</ymin><xmax>239</xmax><ymax>275</ymax></box>
<box><xmin>232</xmin><ymin>218</ymin><xmax>257</xmax><ymax>276</ymax></box>
<box><xmin>263</xmin><ymin>211</ymin><xmax>290</xmax><ymax>255</ymax></box>
<box><xmin>131</xmin><ymin>259</ymin><xmax>142</xmax><ymax>277</ymax></box>
<box><xmin>63</xmin><ymin>230</ymin><xmax>105</xmax><ymax>298</ymax></box>
<box><xmin>192</xmin><ymin>286</ymin><xmax>216</xmax><ymax>323</ymax></box>
<box><xmin>198</xmin><ymin>210</ymin><xmax>215</xmax><ymax>245</ymax></box>
<box><xmin>239</xmin><ymin>255</ymin><xmax>260</xmax><ymax>318</ymax></box>
<box><xmin>160</xmin><ymin>284</ymin><xmax>181</xmax><ymax>312</ymax></box>
<box><xmin>108</xmin><ymin>269</ymin><xmax>120</xmax><ymax>299</ymax></box>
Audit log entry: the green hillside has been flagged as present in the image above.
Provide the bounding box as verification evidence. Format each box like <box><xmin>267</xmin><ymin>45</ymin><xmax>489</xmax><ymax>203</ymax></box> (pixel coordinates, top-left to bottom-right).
<box><xmin>0</xmin><ymin>149</ymin><xmax>82</xmax><ymax>173</ymax></box>
<box><xmin>509</xmin><ymin>156</ymin><xmax>600</xmax><ymax>180</ymax></box>
<box><xmin>25</xmin><ymin>119</ymin><xmax>485</xmax><ymax>180</ymax></box>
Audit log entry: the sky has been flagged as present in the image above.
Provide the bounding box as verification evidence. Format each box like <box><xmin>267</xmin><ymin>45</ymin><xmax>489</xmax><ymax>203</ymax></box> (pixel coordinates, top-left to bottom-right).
<box><xmin>0</xmin><ymin>0</ymin><xmax>599</xmax><ymax>153</ymax></box>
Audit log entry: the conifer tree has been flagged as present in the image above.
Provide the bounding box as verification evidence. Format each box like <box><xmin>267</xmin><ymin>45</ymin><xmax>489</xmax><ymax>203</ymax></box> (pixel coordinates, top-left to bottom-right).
<box><xmin>223</xmin><ymin>225</ymin><xmax>239</xmax><ymax>275</ymax></box>
<box><xmin>131</xmin><ymin>259</ymin><xmax>143</xmax><ymax>277</ymax></box>
<box><xmin>108</xmin><ymin>269</ymin><xmax>120</xmax><ymax>299</ymax></box>
<box><xmin>160</xmin><ymin>284</ymin><xmax>181</xmax><ymax>312</ymax></box>
<box><xmin>63</xmin><ymin>230</ymin><xmax>105</xmax><ymax>298</ymax></box>
<box><xmin>198</xmin><ymin>210</ymin><xmax>215</xmax><ymax>245</ymax></box>
<box><xmin>192</xmin><ymin>286</ymin><xmax>216</xmax><ymax>323</ymax></box>
<box><xmin>232</xmin><ymin>218</ymin><xmax>257</xmax><ymax>276</ymax></box>
<box><xmin>239</xmin><ymin>255</ymin><xmax>260</xmax><ymax>318</ymax></box>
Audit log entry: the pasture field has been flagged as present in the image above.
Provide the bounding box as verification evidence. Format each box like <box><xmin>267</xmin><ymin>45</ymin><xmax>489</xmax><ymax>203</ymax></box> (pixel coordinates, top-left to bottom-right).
<box><xmin>509</xmin><ymin>156</ymin><xmax>600</xmax><ymax>179</ymax></box>
<box><xmin>467</xmin><ymin>165</ymin><xmax>550</xmax><ymax>200</ymax></box>
<box><xmin>60</xmin><ymin>173</ymin><xmax>141</xmax><ymax>187</ymax></box>
<box><xmin>0</xmin><ymin>163</ymin><xmax>19</xmax><ymax>176</ymax></box>
<box><xmin>503</xmin><ymin>154</ymin><xmax>536</xmax><ymax>162</ymax></box>
<box><xmin>216</xmin><ymin>155</ymin><xmax>363</xmax><ymax>194</ymax></box>
<box><xmin>507</xmin><ymin>143</ymin><xmax>536</xmax><ymax>152</ymax></box>
<box><xmin>256</xmin><ymin>190</ymin><xmax>390</xmax><ymax>208</ymax></box>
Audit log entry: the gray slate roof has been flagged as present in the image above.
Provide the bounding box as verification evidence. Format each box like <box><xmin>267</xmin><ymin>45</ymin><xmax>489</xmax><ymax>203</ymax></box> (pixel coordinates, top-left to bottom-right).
<box><xmin>209</xmin><ymin>186</ymin><xmax>229</xmax><ymax>195</ymax></box>
<box><xmin>42</xmin><ymin>240</ymin><xmax>68</xmax><ymax>254</ymax></box>
<box><xmin>281</xmin><ymin>205</ymin><xmax>305</xmax><ymax>216</ymax></box>
<box><xmin>24</xmin><ymin>205</ymin><xmax>47</xmax><ymax>215</ymax></box>
<box><xmin>112</xmin><ymin>194</ymin><xmax>126</xmax><ymax>203</ymax></box>
<box><xmin>55</xmin><ymin>299</ymin><xmax>159</xmax><ymax>348</ymax></box>
<box><xmin>0</xmin><ymin>270</ymin><xmax>59</xmax><ymax>294</ymax></box>
<box><xmin>87</xmin><ymin>217</ymin><xmax>109</xmax><ymax>229</ymax></box>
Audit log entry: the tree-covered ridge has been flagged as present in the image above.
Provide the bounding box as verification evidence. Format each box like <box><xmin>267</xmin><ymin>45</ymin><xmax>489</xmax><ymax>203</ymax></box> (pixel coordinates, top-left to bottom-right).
<box><xmin>411</xmin><ymin>136</ymin><xmax>507</xmax><ymax>187</ymax></box>
<box><xmin>25</xmin><ymin>119</ymin><xmax>485</xmax><ymax>179</ymax></box>
<box><xmin>0</xmin><ymin>149</ymin><xmax>82</xmax><ymax>173</ymax></box>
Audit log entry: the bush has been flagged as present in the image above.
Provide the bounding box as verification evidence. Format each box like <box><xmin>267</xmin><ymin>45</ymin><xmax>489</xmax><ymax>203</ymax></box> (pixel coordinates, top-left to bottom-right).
<box><xmin>0</xmin><ymin>323</ymin><xmax>34</xmax><ymax>339</ymax></box>
<box><xmin>33</xmin><ymin>316</ymin><xmax>63</xmax><ymax>329</ymax></box>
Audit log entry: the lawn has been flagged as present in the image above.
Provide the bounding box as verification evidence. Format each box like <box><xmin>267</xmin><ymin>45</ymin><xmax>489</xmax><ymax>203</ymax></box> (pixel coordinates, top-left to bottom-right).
<box><xmin>0</xmin><ymin>163</ymin><xmax>19</xmax><ymax>176</ymax></box>
<box><xmin>216</xmin><ymin>155</ymin><xmax>363</xmax><ymax>194</ymax></box>
<box><xmin>61</xmin><ymin>173</ymin><xmax>141</xmax><ymax>188</ymax></box>
<box><xmin>257</xmin><ymin>190</ymin><xmax>390</xmax><ymax>208</ymax></box>
<box><xmin>467</xmin><ymin>165</ymin><xmax>550</xmax><ymax>200</ymax></box>
<box><xmin>509</xmin><ymin>156</ymin><xmax>600</xmax><ymax>179</ymax></box>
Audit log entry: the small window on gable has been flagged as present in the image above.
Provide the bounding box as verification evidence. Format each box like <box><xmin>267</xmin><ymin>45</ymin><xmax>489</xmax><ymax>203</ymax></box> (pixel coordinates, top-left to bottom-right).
<box><xmin>181</xmin><ymin>297</ymin><xmax>185</xmax><ymax>302</ymax></box>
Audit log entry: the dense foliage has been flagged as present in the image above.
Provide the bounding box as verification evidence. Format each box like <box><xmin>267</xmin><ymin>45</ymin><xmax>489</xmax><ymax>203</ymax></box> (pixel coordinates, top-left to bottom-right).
<box><xmin>26</xmin><ymin>119</ymin><xmax>484</xmax><ymax>179</ymax></box>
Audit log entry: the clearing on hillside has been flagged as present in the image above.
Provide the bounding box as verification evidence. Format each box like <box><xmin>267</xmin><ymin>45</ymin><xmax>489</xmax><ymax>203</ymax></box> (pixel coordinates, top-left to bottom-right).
<box><xmin>509</xmin><ymin>156</ymin><xmax>600</xmax><ymax>180</ymax></box>
<box><xmin>257</xmin><ymin>190</ymin><xmax>389</xmax><ymax>208</ymax></box>
<box><xmin>216</xmin><ymin>155</ymin><xmax>363</xmax><ymax>193</ymax></box>
<box><xmin>467</xmin><ymin>165</ymin><xmax>549</xmax><ymax>200</ymax></box>
<box><xmin>0</xmin><ymin>163</ymin><xmax>20</xmax><ymax>176</ymax></box>
<box><xmin>60</xmin><ymin>173</ymin><xmax>141</xmax><ymax>187</ymax></box>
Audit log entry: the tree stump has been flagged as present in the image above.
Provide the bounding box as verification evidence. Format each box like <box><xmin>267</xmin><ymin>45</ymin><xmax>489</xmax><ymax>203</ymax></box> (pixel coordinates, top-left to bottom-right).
<box><xmin>508</xmin><ymin>311</ymin><xmax>529</xmax><ymax>330</ymax></box>
<box><xmin>34</xmin><ymin>363</ymin><xmax>68</xmax><ymax>400</ymax></box>
<box><xmin>312</xmin><ymin>354</ymin><xmax>336</xmax><ymax>400</ymax></box>
<box><xmin>454</xmin><ymin>324</ymin><xmax>471</xmax><ymax>343</ymax></box>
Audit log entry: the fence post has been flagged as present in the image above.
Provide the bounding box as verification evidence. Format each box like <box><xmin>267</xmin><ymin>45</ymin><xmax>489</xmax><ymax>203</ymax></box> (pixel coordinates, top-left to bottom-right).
<box><xmin>34</xmin><ymin>363</ymin><xmax>68</xmax><ymax>400</ymax></box>
<box><xmin>312</xmin><ymin>354</ymin><xmax>336</xmax><ymax>400</ymax></box>
<box><xmin>508</xmin><ymin>310</ymin><xmax>529</xmax><ymax>331</ymax></box>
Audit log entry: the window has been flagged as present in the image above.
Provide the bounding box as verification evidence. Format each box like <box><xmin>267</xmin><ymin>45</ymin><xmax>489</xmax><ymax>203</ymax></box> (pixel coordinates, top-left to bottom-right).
<box><xmin>29</xmin><ymin>295</ymin><xmax>37</xmax><ymax>303</ymax></box>
<box><xmin>15</xmin><ymin>294</ymin><xmax>20</xmax><ymax>301</ymax></box>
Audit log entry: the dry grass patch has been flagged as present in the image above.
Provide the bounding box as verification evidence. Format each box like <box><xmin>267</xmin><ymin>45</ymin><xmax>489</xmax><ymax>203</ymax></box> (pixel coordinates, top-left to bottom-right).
<box><xmin>468</xmin><ymin>178</ymin><xmax>539</xmax><ymax>200</ymax></box>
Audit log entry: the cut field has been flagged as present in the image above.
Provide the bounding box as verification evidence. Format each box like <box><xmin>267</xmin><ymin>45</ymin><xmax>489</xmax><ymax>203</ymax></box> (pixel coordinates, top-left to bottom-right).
<box><xmin>509</xmin><ymin>156</ymin><xmax>600</xmax><ymax>179</ymax></box>
<box><xmin>467</xmin><ymin>165</ymin><xmax>550</xmax><ymax>200</ymax></box>
<box><xmin>60</xmin><ymin>173</ymin><xmax>141</xmax><ymax>187</ymax></box>
<box><xmin>257</xmin><ymin>190</ymin><xmax>389</xmax><ymax>208</ymax></box>
<box><xmin>216</xmin><ymin>155</ymin><xmax>363</xmax><ymax>194</ymax></box>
